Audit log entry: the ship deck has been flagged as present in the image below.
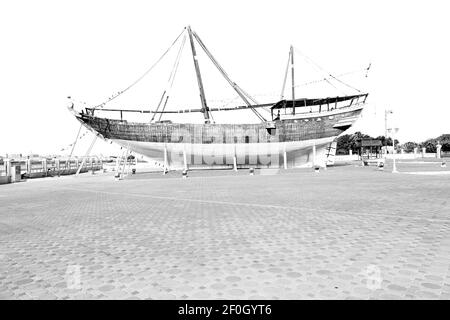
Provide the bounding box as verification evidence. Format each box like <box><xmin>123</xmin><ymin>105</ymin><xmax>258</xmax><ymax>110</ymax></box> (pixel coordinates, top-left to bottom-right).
<box><xmin>0</xmin><ymin>159</ymin><xmax>449</xmax><ymax>299</ymax></box>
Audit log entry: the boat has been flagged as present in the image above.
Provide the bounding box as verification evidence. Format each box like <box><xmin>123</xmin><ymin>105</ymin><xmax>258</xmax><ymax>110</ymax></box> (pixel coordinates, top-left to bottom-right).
<box><xmin>68</xmin><ymin>26</ymin><xmax>368</xmax><ymax>170</ymax></box>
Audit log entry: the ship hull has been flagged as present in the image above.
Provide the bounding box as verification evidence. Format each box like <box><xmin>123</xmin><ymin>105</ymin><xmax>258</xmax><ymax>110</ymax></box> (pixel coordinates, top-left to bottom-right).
<box><xmin>111</xmin><ymin>136</ymin><xmax>335</xmax><ymax>169</ymax></box>
<box><xmin>73</xmin><ymin>104</ymin><xmax>364</xmax><ymax>169</ymax></box>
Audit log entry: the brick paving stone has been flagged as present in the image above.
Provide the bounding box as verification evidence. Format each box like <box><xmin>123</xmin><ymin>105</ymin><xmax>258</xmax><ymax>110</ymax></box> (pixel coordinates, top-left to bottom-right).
<box><xmin>0</xmin><ymin>164</ymin><xmax>449</xmax><ymax>299</ymax></box>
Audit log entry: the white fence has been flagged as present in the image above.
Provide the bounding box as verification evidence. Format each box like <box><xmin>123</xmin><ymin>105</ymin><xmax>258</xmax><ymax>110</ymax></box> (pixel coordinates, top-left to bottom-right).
<box><xmin>335</xmin><ymin>153</ymin><xmax>438</xmax><ymax>162</ymax></box>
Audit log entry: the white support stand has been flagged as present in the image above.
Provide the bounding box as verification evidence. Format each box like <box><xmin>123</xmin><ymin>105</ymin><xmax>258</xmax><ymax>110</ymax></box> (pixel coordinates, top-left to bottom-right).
<box><xmin>42</xmin><ymin>159</ymin><xmax>47</xmax><ymax>176</ymax></box>
<box><xmin>121</xmin><ymin>149</ymin><xmax>129</xmax><ymax>177</ymax></box>
<box><xmin>312</xmin><ymin>144</ymin><xmax>316</xmax><ymax>167</ymax></box>
<box><xmin>76</xmin><ymin>135</ymin><xmax>97</xmax><ymax>176</ymax></box>
<box><xmin>233</xmin><ymin>155</ymin><xmax>237</xmax><ymax>171</ymax></box>
<box><xmin>183</xmin><ymin>146</ymin><xmax>188</xmax><ymax>171</ymax></box>
<box><xmin>163</xmin><ymin>145</ymin><xmax>169</xmax><ymax>175</ymax></box>
<box><xmin>114</xmin><ymin>152</ymin><xmax>123</xmax><ymax>173</ymax></box>
<box><xmin>283</xmin><ymin>151</ymin><xmax>287</xmax><ymax>170</ymax></box>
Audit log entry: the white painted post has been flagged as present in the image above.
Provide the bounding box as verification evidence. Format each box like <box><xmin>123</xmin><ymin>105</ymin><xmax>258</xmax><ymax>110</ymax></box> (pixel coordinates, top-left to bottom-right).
<box><xmin>5</xmin><ymin>159</ymin><xmax>11</xmax><ymax>177</ymax></box>
<box><xmin>436</xmin><ymin>144</ymin><xmax>442</xmax><ymax>159</ymax></box>
<box><xmin>422</xmin><ymin>147</ymin><xmax>426</xmax><ymax>158</ymax></box>
<box><xmin>233</xmin><ymin>155</ymin><xmax>237</xmax><ymax>171</ymax></box>
<box><xmin>42</xmin><ymin>159</ymin><xmax>47</xmax><ymax>176</ymax></box>
<box><xmin>27</xmin><ymin>158</ymin><xmax>32</xmax><ymax>175</ymax></box>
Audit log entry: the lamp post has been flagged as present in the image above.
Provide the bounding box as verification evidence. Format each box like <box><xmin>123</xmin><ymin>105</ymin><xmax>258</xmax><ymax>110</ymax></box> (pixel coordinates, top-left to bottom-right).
<box><xmin>387</xmin><ymin>127</ymin><xmax>399</xmax><ymax>173</ymax></box>
<box><xmin>385</xmin><ymin>109</ymin><xmax>393</xmax><ymax>155</ymax></box>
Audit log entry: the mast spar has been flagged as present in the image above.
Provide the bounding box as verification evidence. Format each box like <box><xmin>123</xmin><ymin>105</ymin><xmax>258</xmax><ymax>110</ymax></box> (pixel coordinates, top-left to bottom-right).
<box><xmin>290</xmin><ymin>45</ymin><xmax>296</xmax><ymax>115</ymax></box>
<box><xmin>187</xmin><ymin>26</ymin><xmax>211</xmax><ymax>123</ymax></box>
<box><xmin>192</xmin><ymin>29</ymin><xmax>266</xmax><ymax>122</ymax></box>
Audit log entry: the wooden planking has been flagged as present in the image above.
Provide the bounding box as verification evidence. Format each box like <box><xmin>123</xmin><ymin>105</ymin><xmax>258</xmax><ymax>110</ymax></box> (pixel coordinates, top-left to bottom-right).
<box><xmin>80</xmin><ymin>108</ymin><xmax>361</xmax><ymax>144</ymax></box>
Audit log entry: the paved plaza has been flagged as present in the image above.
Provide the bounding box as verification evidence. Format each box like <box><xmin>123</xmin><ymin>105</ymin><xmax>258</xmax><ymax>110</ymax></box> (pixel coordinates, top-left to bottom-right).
<box><xmin>0</xmin><ymin>160</ymin><xmax>449</xmax><ymax>299</ymax></box>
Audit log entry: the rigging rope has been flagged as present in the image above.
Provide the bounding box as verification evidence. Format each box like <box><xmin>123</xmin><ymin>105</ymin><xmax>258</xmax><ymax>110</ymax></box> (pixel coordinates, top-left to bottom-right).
<box><xmin>59</xmin><ymin>127</ymin><xmax>89</xmax><ymax>153</ymax></box>
<box><xmin>150</xmin><ymin>32</ymin><xmax>187</xmax><ymax>122</ymax></box>
<box><xmin>293</xmin><ymin>47</ymin><xmax>362</xmax><ymax>94</ymax></box>
<box><xmin>192</xmin><ymin>31</ymin><xmax>266</xmax><ymax>122</ymax></box>
<box><xmin>92</xmin><ymin>28</ymin><xmax>186</xmax><ymax>111</ymax></box>
<box><xmin>294</xmin><ymin>67</ymin><xmax>368</xmax><ymax>88</ymax></box>
<box><xmin>238</xmin><ymin>87</ymin><xmax>272</xmax><ymax>116</ymax></box>
<box><xmin>158</xmin><ymin>33</ymin><xmax>187</xmax><ymax>122</ymax></box>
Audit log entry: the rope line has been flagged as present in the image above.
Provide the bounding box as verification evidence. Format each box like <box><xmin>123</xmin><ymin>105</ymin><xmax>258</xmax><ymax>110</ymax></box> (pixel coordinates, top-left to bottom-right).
<box><xmin>294</xmin><ymin>67</ymin><xmax>368</xmax><ymax>88</ymax></box>
<box><xmin>157</xmin><ymin>33</ymin><xmax>187</xmax><ymax>122</ymax></box>
<box><xmin>293</xmin><ymin>47</ymin><xmax>362</xmax><ymax>94</ymax></box>
<box><xmin>192</xmin><ymin>31</ymin><xmax>266</xmax><ymax>122</ymax></box>
<box><xmin>150</xmin><ymin>32</ymin><xmax>187</xmax><ymax>122</ymax></box>
<box><xmin>92</xmin><ymin>28</ymin><xmax>186</xmax><ymax>111</ymax></box>
<box><xmin>59</xmin><ymin>127</ymin><xmax>89</xmax><ymax>152</ymax></box>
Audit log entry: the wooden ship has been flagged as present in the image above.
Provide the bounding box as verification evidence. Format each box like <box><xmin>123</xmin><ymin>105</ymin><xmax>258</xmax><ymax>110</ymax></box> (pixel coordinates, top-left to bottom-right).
<box><xmin>68</xmin><ymin>26</ymin><xmax>368</xmax><ymax>170</ymax></box>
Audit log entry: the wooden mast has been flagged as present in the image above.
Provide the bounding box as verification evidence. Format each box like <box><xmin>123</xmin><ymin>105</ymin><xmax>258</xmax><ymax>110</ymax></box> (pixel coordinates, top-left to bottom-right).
<box><xmin>187</xmin><ymin>26</ymin><xmax>210</xmax><ymax>123</ymax></box>
<box><xmin>290</xmin><ymin>45</ymin><xmax>296</xmax><ymax>115</ymax></box>
<box><xmin>192</xmin><ymin>30</ymin><xmax>266</xmax><ymax>122</ymax></box>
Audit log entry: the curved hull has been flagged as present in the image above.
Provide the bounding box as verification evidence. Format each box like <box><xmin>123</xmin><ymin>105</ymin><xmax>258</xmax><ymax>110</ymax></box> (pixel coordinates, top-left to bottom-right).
<box><xmin>112</xmin><ymin>136</ymin><xmax>335</xmax><ymax>169</ymax></box>
<box><xmin>72</xmin><ymin>104</ymin><xmax>364</xmax><ymax>169</ymax></box>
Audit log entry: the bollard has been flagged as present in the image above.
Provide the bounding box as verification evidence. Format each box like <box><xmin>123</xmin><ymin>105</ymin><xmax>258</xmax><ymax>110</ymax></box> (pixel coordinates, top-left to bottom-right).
<box><xmin>314</xmin><ymin>166</ymin><xmax>320</xmax><ymax>173</ymax></box>
<box><xmin>378</xmin><ymin>161</ymin><xmax>384</xmax><ymax>171</ymax></box>
<box><xmin>249</xmin><ymin>167</ymin><xmax>254</xmax><ymax>175</ymax></box>
<box><xmin>132</xmin><ymin>168</ymin><xmax>136</xmax><ymax>174</ymax></box>
<box><xmin>182</xmin><ymin>169</ymin><xmax>188</xmax><ymax>179</ymax></box>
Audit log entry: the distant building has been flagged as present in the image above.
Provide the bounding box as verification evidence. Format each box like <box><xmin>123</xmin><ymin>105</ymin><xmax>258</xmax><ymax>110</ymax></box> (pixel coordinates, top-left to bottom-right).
<box><xmin>26</xmin><ymin>154</ymin><xmax>41</xmax><ymax>159</ymax></box>
<box><xmin>5</xmin><ymin>153</ymin><xmax>22</xmax><ymax>159</ymax></box>
<box><xmin>357</xmin><ymin>139</ymin><xmax>382</xmax><ymax>159</ymax></box>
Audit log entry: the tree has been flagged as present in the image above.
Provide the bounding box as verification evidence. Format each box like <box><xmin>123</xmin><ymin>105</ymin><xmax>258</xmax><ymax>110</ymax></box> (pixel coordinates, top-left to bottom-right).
<box><xmin>336</xmin><ymin>134</ymin><xmax>353</xmax><ymax>154</ymax></box>
<box><xmin>375</xmin><ymin>135</ymin><xmax>386</xmax><ymax>146</ymax></box>
<box><xmin>442</xmin><ymin>143</ymin><xmax>450</xmax><ymax>152</ymax></box>
<box><xmin>421</xmin><ymin>140</ymin><xmax>436</xmax><ymax>153</ymax></box>
<box><xmin>401</xmin><ymin>141</ymin><xmax>418</xmax><ymax>153</ymax></box>
<box><xmin>419</xmin><ymin>134</ymin><xmax>450</xmax><ymax>153</ymax></box>
<box><xmin>336</xmin><ymin>132</ymin><xmax>373</xmax><ymax>154</ymax></box>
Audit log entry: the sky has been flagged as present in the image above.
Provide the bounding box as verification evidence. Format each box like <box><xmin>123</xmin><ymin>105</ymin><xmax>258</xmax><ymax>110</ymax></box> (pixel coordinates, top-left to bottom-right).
<box><xmin>1</xmin><ymin>0</ymin><xmax>449</xmax><ymax>156</ymax></box>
